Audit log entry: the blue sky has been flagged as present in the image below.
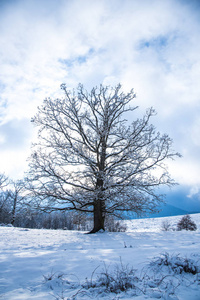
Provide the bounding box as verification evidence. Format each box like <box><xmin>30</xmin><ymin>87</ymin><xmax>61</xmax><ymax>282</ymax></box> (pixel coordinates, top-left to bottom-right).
<box><xmin>0</xmin><ymin>0</ymin><xmax>200</xmax><ymax>211</ymax></box>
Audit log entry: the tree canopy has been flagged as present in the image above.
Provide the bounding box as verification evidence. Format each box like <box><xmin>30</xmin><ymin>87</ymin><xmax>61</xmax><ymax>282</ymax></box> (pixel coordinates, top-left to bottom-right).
<box><xmin>26</xmin><ymin>84</ymin><xmax>180</xmax><ymax>233</ymax></box>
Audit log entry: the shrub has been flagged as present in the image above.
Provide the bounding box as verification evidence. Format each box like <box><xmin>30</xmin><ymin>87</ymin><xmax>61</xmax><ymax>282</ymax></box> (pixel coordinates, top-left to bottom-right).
<box><xmin>82</xmin><ymin>259</ymin><xmax>140</xmax><ymax>294</ymax></box>
<box><xmin>177</xmin><ymin>214</ymin><xmax>197</xmax><ymax>231</ymax></box>
<box><xmin>150</xmin><ymin>252</ymin><xmax>200</xmax><ymax>275</ymax></box>
<box><xmin>43</xmin><ymin>254</ymin><xmax>200</xmax><ymax>299</ymax></box>
<box><xmin>161</xmin><ymin>220</ymin><xmax>171</xmax><ymax>231</ymax></box>
<box><xmin>105</xmin><ymin>215</ymin><xmax>127</xmax><ymax>232</ymax></box>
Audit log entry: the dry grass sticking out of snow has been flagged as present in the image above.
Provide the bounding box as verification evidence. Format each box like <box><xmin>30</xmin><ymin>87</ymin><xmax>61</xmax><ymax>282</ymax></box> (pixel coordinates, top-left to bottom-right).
<box><xmin>0</xmin><ymin>214</ymin><xmax>200</xmax><ymax>299</ymax></box>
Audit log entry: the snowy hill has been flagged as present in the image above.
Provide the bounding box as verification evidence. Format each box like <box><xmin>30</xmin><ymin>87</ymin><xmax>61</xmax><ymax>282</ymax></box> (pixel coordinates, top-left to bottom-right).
<box><xmin>0</xmin><ymin>214</ymin><xmax>200</xmax><ymax>299</ymax></box>
<box><xmin>125</xmin><ymin>213</ymin><xmax>200</xmax><ymax>232</ymax></box>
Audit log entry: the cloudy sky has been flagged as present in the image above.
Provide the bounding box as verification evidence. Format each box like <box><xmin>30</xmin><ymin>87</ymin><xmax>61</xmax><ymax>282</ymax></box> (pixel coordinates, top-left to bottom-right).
<box><xmin>0</xmin><ymin>0</ymin><xmax>200</xmax><ymax>211</ymax></box>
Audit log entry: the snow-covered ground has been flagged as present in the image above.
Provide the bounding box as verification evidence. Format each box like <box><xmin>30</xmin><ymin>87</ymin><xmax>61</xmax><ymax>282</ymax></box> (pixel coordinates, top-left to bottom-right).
<box><xmin>0</xmin><ymin>214</ymin><xmax>200</xmax><ymax>299</ymax></box>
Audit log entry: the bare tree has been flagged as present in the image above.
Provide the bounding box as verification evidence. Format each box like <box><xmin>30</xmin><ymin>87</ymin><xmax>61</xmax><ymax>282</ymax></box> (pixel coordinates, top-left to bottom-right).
<box><xmin>177</xmin><ymin>214</ymin><xmax>197</xmax><ymax>231</ymax></box>
<box><xmin>0</xmin><ymin>175</ymin><xmax>26</xmax><ymax>225</ymax></box>
<box><xmin>0</xmin><ymin>174</ymin><xmax>10</xmax><ymax>223</ymax></box>
<box><xmin>26</xmin><ymin>84</ymin><xmax>180</xmax><ymax>233</ymax></box>
<box><xmin>0</xmin><ymin>173</ymin><xmax>9</xmax><ymax>189</ymax></box>
<box><xmin>9</xmin><ymin>180</ymin><xmax>25</xmax><ymax>225</ymax></box>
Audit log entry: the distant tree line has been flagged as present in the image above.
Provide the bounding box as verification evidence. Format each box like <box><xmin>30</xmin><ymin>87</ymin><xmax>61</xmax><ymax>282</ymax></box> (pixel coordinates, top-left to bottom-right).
<box><xmin>0</xmin><ymin>173</ymin><xmax>90</xmax><ymax>229</ymax></box>
<box><xmin>0</xmin><ymin>174</ymin><xmax>126</xmax><ymax>231</ymax></box>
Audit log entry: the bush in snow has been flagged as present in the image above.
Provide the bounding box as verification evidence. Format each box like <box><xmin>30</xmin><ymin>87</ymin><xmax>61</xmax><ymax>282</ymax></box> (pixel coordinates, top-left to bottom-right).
<box><xmin>177</xmin><ymin>214</ymin><xmax>197</xmax><ymax>231</ymax></box>
<box><xmin>144</xmin><ymin>253</ymin><xmax>200</xmax><ymax>299</ymax></box>
<box><xmin>104</xmin><ymin>215</ymin><xmax>127</xmax><ymax>232</ymax></box>
<box><xmin>161</xmin><ymin>220</ymin><xmax>171</xmax><ymax>231</ymax></box>
<box><xmin>0</xmin><ymin>223</ymin><xmax>13</xmax><ymax>227</ymax></box>
<box><xmin>43</xmin><ymin>254</ymin><xmax>200</xmax><ymax>299</ymax></box>
<box><xmin>150</xmin><ymin>252</ymin><xmax>200</xmax><ymax>275</ymax></box>
<box><xmin>82</xmin><ymin>260</ymin><xmax>140</xmax><ymax>295</ymax></box>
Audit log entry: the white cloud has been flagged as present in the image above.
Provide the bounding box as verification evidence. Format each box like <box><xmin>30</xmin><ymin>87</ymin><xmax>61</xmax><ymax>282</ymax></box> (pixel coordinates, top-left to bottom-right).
<box><xmin>187</xmin><ymin>186</ymin><xmax>200</xmax><ymax>199</ymax></box>
<box><xmin>0</xmin><ymin>0</ymin><xmax>200</xmax><ymax>192</ymax></box>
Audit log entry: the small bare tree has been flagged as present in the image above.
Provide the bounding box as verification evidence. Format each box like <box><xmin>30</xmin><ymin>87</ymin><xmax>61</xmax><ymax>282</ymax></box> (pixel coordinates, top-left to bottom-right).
<box><xmin>0</xmin><ymin>174</ymin><xmax>9</xmax><ymax>189</ymax></box>
<box><xmin>0</xmin><ymin>174</ymin><xmax>10</xmax><ymax>223</ymax></box>
<box><xmin>9</xmin><ymin>180</ymin><xmax>25</xmax><ymax>225</ymax></box>
<box><xmin>177</xmin><ymin>215</ymin><xmax>197</xmax><ymax>231</ymax></box>
<box><xmin>26</xmin><ymin>84</ymin><xmax>180</xmax><ymax>233</ymax></box>
<box><xmin>0</xmin><ymin>175</ymin><xmax>26</xmax><ymax>225</ymax></box>
<box><xmin>161</xmin><ymin>220</ymin><xmax>171</xmax><ymax>231</ymax></box>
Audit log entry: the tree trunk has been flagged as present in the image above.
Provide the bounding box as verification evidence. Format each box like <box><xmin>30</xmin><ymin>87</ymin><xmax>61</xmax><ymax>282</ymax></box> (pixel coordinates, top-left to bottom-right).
<box><xmin>11</xmin><ymin>194</ymin><xmax>17</xmax><ymax>225</ymax></box>
<box><xmin>89</xmin><ymin>132</ymin><xmax>106</xmax><ymax>234</ymax></box>
<box><xmin>88</xmin><ymin>198</ymin><xmax>105</xmax><ymax>233</ymax></box>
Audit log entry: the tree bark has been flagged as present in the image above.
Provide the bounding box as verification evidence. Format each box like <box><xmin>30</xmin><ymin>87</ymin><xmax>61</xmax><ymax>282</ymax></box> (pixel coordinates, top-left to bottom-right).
<box><xmin>11</xmin><ymin>193</ymin><xmax>17</xmax><ymax>225</ymax></box>
<box><xmin>89</xmin><ymin>176</ymin><xmax>105</xmax><ymax>233</ymax></box>
<box><xmin>88</xmin><ymin>129</ymin><xmax>107</xmax><ymax>233</ymax></box>
<box><xmin>89</xmin><ymin>198</ymin><xmax>105</xmax><ymax>233</ymax></box>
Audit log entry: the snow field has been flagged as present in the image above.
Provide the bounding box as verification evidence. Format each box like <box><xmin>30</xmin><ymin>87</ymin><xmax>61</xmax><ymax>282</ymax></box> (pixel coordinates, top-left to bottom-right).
<box><xmin>0</xmin><ymin>214</ymin><xmax>200</xmax><ymax>299</ymax></box>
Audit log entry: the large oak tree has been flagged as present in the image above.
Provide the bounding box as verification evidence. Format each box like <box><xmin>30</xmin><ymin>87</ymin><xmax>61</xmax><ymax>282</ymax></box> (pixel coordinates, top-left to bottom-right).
<box><xmin>26</xmin><ymin>84</ymin><xmax>180</xmax><ymax>233</ymax></box>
